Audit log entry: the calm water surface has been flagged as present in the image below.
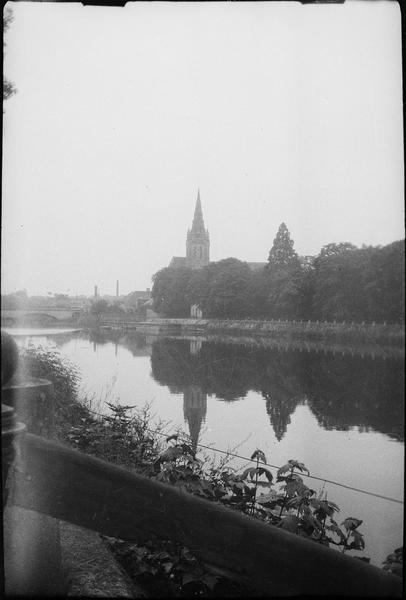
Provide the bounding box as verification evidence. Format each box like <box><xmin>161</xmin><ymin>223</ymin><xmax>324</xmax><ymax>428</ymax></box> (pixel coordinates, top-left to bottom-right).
<box><xmin>7</xmin><ymin>327</ymin><xmax>404</xmax><ymax>567</ymax></box>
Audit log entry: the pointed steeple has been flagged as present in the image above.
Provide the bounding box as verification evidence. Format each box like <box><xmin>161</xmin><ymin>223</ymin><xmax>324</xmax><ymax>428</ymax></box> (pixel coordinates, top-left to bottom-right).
<box><xmin>195</xmin><ymin>188</ymin><xmax>202</xmax><ymax>215</ymax></box>
<box><xmin>191</xmin><ymin>189</ymin><xmax>206</xmax><ymax>234</ymax></box>
<box><xmin>186</xmin><ymin>189</ymin><xmax>210</xmax><ymax>269</ymax></box>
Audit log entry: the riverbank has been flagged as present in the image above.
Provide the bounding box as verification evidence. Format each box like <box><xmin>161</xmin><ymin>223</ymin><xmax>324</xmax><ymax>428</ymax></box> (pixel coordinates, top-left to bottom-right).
<box><xmin>161</xmin><ymin>333</ymin><xmax>405</xmax><ymax>360</ymax></box>
<box><xmin>138</xmin><ymin>318</ymin><xmax>405</xmax><ymax>346</ymax></box>
<box><xmin>10</xmin><ymin>344</ymin><xmax>402</xmax><ymax>596</ymax></box>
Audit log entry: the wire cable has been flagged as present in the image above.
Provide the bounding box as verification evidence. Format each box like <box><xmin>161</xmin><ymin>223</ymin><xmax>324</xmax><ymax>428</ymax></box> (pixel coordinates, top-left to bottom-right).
<box><xmin>82</xmin><ymin>405</ymin><xmax>404</xmax><ymax>506</ymax></box>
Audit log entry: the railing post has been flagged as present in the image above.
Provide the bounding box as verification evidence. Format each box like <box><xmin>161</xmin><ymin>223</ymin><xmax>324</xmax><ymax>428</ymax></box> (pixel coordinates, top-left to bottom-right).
<box><xmin>2</xmin><ymin>404</ymin><xmax>26</xmax><ymax>506</ymax></box>
<box><xmin>2</xmin><ymin>332</ymin><xmax>26</xmax><ymax>505</ymax></box>
<box><xmin>2</xmin><ymin>377</ymin><xmax>54</xmax><ymax>438</ymax></box>
<box><xmin>1</xmin><ymin>330</ymin><xmax>64</xmax><ymax>596</ymax></box>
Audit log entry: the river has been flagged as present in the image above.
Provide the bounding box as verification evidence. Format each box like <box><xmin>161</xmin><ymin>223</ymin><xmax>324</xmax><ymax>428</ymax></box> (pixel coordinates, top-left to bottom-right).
<box><xmin>5</xmin><ymin>326</ymin><xmax>404</xmax><ymax>568</ymax></box>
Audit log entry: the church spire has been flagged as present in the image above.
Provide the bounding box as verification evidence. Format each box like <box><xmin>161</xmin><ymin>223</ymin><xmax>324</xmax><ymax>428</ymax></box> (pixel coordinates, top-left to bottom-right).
<box><xmin>191</xmin><ymin>189</ymin><xmax>205</xmax><ymax>233</ymax></box>
<box><xmin>186</xmin><ymin>189</ymin><xmax>210</xmax><ymax>269</ymax></box>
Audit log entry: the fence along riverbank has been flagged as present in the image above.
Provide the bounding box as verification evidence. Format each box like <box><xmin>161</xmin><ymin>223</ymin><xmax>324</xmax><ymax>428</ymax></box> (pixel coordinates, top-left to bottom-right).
<box><xmin>137</xmin><ymin>317</ymin><xmax>404</xmax><ymax>354</ymax></box>
<box><xmin>138</xmin><ymin>317</ymin><xmax>403</xmax><ymax>339</ymax></box>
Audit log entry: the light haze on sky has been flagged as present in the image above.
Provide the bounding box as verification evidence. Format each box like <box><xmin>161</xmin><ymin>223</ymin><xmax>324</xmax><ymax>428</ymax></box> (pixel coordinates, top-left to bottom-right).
<box><xmin>2</xmin><ymin>1</ymin><xmax>404</xmax><ymax>296</ymax></box>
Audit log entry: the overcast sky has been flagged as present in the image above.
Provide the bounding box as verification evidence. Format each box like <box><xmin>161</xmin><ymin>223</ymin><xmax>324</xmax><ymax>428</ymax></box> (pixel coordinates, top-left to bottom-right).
<box><xmin>2</xmin><ymin>1</ymin><xmax>404</xmax><ymax>296</ymax></box>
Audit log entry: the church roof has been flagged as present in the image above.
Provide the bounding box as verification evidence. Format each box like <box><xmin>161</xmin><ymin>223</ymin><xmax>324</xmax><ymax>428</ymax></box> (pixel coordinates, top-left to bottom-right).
<box><xmin>170</xmin><ymin>258</ymin><xmax>267</xmax><ymax>271</ymax></box>
<box><xmin>169</xmin><ymin>256</ymin><xmax>187</xmax><ymax>268</ymax></box>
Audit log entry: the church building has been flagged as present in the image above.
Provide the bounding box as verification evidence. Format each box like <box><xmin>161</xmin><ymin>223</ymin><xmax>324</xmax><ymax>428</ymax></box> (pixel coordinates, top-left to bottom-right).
<box><xmin>169</xmin><ymin>189</ymin><xmax>266</xmax><ymax>274</ymax></box>
<box><xmin>169</xmin><ymin>190</ymin><xmax>210</xmax><ymax>270</ymax></box>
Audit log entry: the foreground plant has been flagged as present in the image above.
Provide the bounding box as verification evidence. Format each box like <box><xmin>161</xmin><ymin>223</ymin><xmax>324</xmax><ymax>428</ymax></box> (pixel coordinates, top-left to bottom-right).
<box><xmin>21</xmin><ymin>347</ymin><xmax>393</xmax><ymax>598</ymax></box>
<box><xmin>106</xmin><ymin>536</ymin><xmax>257</xmax><ymax>598</ymax></box>
<box><xmin>152</xmin><ymin>441</ymin><xmax>368</xmax><ymax>559</ymax></box>
<box><xmin>18</xmin><ymin>345</ymin><xmax>85</xmax><ymax>440</ymax></box>
<box><xmin>383</xmin><ymin>547</ymin><xmax>403</xmax><ymax>577</ymax></box>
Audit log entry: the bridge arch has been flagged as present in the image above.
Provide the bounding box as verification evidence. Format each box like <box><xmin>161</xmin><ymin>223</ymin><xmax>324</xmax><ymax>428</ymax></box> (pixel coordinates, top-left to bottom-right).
<box><xmin>1</xmin><ymin>317</ymin><xmax>16</xmax><ymax>327</ymax></box>
<box><xmin>24</xmin><ymin>313</ymin><xmax>59</xmax><ymax>326</ymax></box>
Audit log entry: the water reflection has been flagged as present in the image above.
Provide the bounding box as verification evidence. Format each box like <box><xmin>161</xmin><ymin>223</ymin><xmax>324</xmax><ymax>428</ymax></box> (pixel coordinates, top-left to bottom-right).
<box><xmin>8</xmin><ymin>327</ymin><xmax>402</xmax><ymax>568</ymax></box>
<box><xmin>150</xmin><ymin>338</ymin><xmax>404</xmax><ymax>443</ymax></box>
<box><xmin>87</xmin><ymin>330</ymin><xmax>153</xmax><ymax>357</ymax></box>
<box><xmin>10</xmin><ymin>328</ymin><xmax>404</xmax><ymax>444</ymax></box>
<box><xmin>183</xmin><ymin>385</ymin><xmax>207</xmax><ymax>451</ymax></box>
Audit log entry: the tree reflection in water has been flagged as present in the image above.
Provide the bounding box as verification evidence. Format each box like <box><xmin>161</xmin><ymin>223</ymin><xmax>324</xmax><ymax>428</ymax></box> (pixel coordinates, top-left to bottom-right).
<box><xmin>150</xmin><ymin>338</ymin><xmax>404</xmax><ymax>444</ymax></box>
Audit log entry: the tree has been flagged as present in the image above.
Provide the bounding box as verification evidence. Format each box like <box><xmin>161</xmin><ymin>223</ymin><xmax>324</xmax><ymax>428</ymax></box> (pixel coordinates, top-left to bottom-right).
<box><xmin>90</xmin><ymin>299</ymin><xmax>109</xmax><ymax>322</ymax></box>
<box><xmin>362</xmin><ymin>240</ymin><xmax>404</xmax><ymax>323</ymax></box>
<box><xmin>264</xmin><ymin>267</ymin><xmax>307</xmax><ymax>320</ymax></box>
<box><xmin>1</xmin><ymin>294</ymin><xmax>18</xmax><ymax>310</ymax></box>
<box><xmin>313</xmin><ymin>242</ymin><xmax>357</xmax><ymax>268</ymax></box>
<box><xmin>266</xmin><ymin>223</ymin><xmax>300</xmax><ymax>272</ymax></box>
<box><xmin>249</xmin><ymin>269</ymin><xmax>270</xmax><ymax>318</ymax></box>
<box><xmin>263</xmin><ymin>224</ymin><xmax>305</xmax><ymax>319</ymax></box>
<box><xmin>3</xmin><ymin>8</ymin><xmax>16</xmax><ymax>102</ymax></box>
<box><xmin>152</xmin><ymin>267</ymin><xmax>194</xmax><ymax>317</ymax></box>
<box><xmin>185</xmin><ymin>268</ymin><xmax>211</xmax><ymax>313</ymax></box>
<box><xmin>54</xmin><ymin>294</ymin><xmax>69</xmax><ymax>307</ymax></box>
<box><xmin>310</xmin><ymin>241</ymin><xmax>405</xmax><ymax>323</ymax></box>
<box><xmin>312</xmin><ymin>243</ymin><xmax>363</xmax><ymax>321</ymax></box>
<box><xmin>187</xmin><ymin>258</ymin><xmax>254</xmax><ymax>318</ymax></box>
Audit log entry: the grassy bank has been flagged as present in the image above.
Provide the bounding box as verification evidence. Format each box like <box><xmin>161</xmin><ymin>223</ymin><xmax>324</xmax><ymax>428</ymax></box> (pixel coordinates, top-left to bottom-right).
<box><xmin>142</xmin><ymin>318</ymin><xmax>405</xmax><ymax>346</ymax></box>
<box><xmin>207</xmin><ymin>318</ymin><xmax>404</xmax><ymax>343</ymax></box>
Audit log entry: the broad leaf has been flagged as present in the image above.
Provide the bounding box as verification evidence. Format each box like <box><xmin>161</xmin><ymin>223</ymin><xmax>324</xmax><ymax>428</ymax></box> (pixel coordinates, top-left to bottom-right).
<box><xmin>290</xmin><ymin>460</ymin><xmax>310</xmax><ymax>475</ymax></box>
<box><xmin>162</xmin><ymin>562</ymin><xmax>173</xmax><ymax>574</ymax></box>
<box><xmin>342</xmin><ymin>517</ymin><xmax>363</xmax><ymax>531</ymax></box>
<box><xmin>277</xmin><ymin>463</ymin><xmax>292</xmax><ymax>477</ymax></box>
<box><xmin>302</xmin><ymin>512</ymin><xmax>323</xmax><ymax>532</ymax></box>
<box><xmin>282</xmin><ymin>480</ymin><xmax>310</xmax><ymax>498</ymax></box>
<box><xmin>241</xmin><ymin>467</ymin><xmax>257</xmax><ymax>481</ymax></box>
<box><xmin>355</xmin><ymin>556</ymin><xmax>370</xmax><ymax>563</ymax></box>
<box><xmin>279</xmin><ymin>515</ymin><xmax>300</xmax><ymax>533</ymax></box>
<box><xmin>201</xmin><ymin>573</ymin><xmax>220</xmax><ymax>590</ymax></box>
<box><xmin>349</xmin><ymin>530</ymin><xmax>365</xmax><ymax>550</ymax></box>
<box><xmin>251</xmin><ymin>449</ymin><xmax>267</xmax><ymax>464</ymax></box>
<box><xmin>257</xmin><ymin>491</ymin><xmax>278</xmax><ymax>505</ymax></box>
<box><xmin>326</xmin><ymin>523</ymin><xmax>346</xmax><ymax>543</ymax></box>
<box><xmin>159</xmin><ymin>446</ymin><xmax>183</xmax><ymax>462</ymax></box>
<box><xmin>258</xmin><ymin>467</ymin><xmax>273</xmax><ymax>482</ymax></box>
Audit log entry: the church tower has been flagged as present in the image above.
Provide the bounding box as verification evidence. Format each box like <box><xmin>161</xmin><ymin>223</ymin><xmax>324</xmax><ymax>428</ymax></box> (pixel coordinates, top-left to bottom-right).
<box><xmin>186</xmin><ymin>190</ymin><xmax>210</xmax><ymax>269</ymax></box>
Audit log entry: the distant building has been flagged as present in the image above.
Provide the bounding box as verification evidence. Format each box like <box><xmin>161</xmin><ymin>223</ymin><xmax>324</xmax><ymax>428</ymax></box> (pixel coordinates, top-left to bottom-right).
<box><xmin>169</xmin><ymin>190</ymin><xmax>266</xmax><ymax>272</ymax></box>
<box><xmin>169</xmin><ymin>190</ymin><xmax>210</xmax><ymax>270</ymax></box>
<box><xmin>124</xmin><ymin>289</ymin><xmax>152</xmax><ymax>310</ymax></box>
<box><xmin>167</xmin><ymin>190</ymin><xmax>267</xmax><ymax>318</ymax></box>
<box><xmin>190</xmin><ymin>304</ymin><xmax>202</xmax><ymax>318</ymax></box>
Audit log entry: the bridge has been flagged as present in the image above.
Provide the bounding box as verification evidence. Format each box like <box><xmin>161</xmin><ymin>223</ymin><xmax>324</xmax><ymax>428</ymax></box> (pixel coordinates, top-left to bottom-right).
<box><xmin>1</xmin><ymin>308</ymin><xmax>80</xmax><ymax>326</ymax></box>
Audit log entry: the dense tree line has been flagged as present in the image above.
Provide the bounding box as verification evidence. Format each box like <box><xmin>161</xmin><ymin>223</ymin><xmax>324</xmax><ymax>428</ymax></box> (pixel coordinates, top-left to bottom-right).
<box><xmin>152</xmin><ymin>224</ymin><xmax>404</xmax><ymax>324</ymax></box>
